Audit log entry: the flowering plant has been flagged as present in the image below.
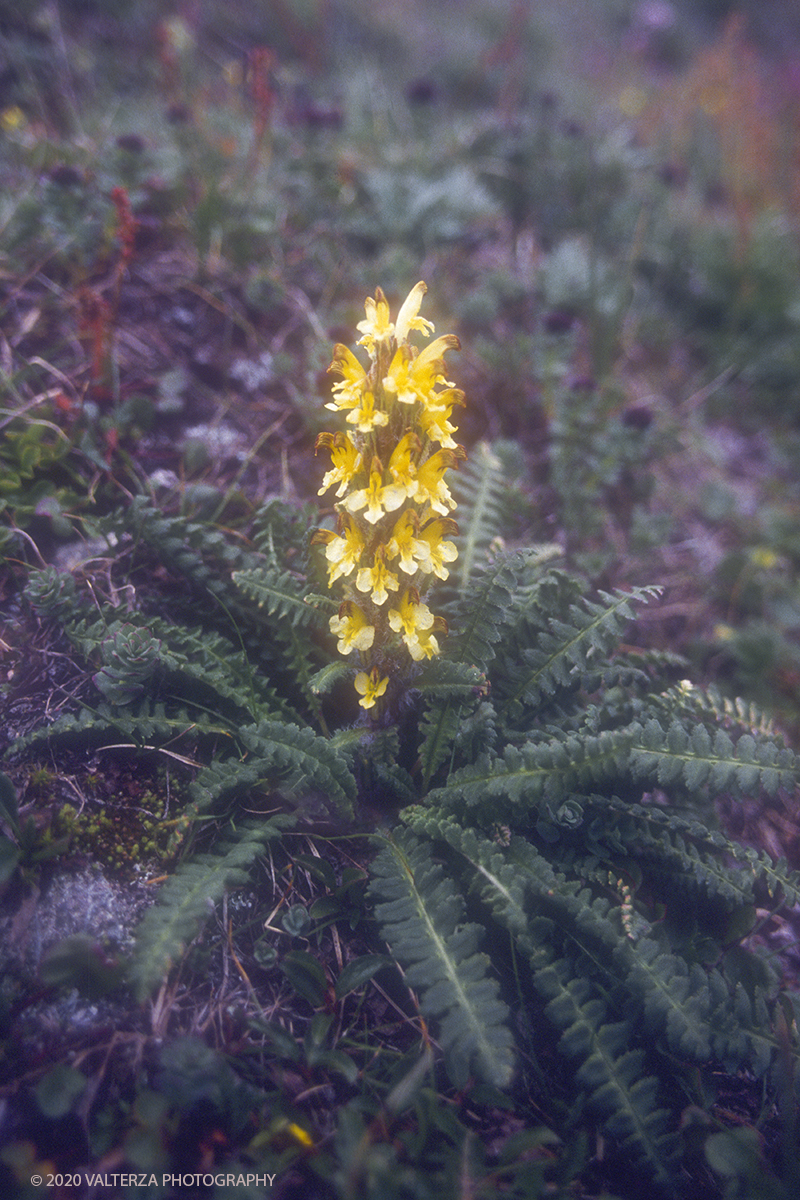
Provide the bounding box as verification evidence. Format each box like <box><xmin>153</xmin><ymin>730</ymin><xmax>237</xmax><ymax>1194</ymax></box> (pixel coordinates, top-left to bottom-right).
<box><xmin>314</xmin><ymin>282</ymin><xmax>465</xmax><ymax>711</ymax></box>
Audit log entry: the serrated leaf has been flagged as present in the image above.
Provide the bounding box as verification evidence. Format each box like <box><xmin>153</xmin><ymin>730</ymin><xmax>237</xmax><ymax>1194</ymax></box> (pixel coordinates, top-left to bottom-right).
<box><xmin>308</xmin><ymin>660</ymin><xmax>350</xmax><ymax>695</ymax></box>
<box><xmin>370</xmin><ymin>830</ymin><xmax>515</xmax><ymax>1089</ymax></box>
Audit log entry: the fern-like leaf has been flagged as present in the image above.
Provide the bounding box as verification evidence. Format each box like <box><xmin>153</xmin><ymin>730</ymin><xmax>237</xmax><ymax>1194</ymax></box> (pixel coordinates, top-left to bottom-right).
<box><xmin>368</xmin><ymin>828</ymin><xmax>515</xmax><ymax>1089</ymax></box>
<box><xmin>619</xmin><ymin>937</ymin><xmax>714</xmax><ymax>1060</ymax></box>
<box><xmin>232</xmin><ymin>566</ymin><xmax>324</xmax><ymax>630</ymax></box>
<box><xmin>444</xmin><ymin>553</ymin><xmax>521</xmax><ymax>672</ymax></box>
<box><xmin>628</xmin><ymin>719</ymin><xmax>797</xmax><ymax>797</ymax></box>
<box><xmin>536</xmin><ymin>960</ymin><xmax>679</xmax><ymax>1192</ymax></box>
<box><xmin>120</xmin><ymin>496</ymin><xmax>250</xmax><ymax>602</ymax></box>
<box><xmin>130</xmin><ymin>816</ymin><xmax>292</xmax><ymax>1001</ymax></box>
<box><xmin>424</xmin><ymin>730</ymin><xmax>626</xmax><ymax>824</ymax></box>
<box><xmin>417</xmin><ymin>553</ymin><xmax>526</xmax><ymax>790</ymax></box>
<box><xmin>190</xmin><ymin>720</ymin><xmax>357</xmax><ymax>819</ymax></box>
<box><xmin>448</xmin><ymin>441</ymin><xmax>510</xmax><ymax>594</ymax></box>
<box><xmin>499</xmin><ymin>585</ymin><xmax>662</xmax><ymax>711</ymax></box>
<box><xmin>652</xmin><ymin>681</ymin><xmax>779</xmax><ymax>740</ymax></box>
<box><xmin>7</xmin><ymin>702</ymin><xmax>235</xmax><ymax>758</ymax></box>
<box><xmin>417</xmin><ymin>701</ymin><xmax>464</xmax><ymax>792</ymax></box>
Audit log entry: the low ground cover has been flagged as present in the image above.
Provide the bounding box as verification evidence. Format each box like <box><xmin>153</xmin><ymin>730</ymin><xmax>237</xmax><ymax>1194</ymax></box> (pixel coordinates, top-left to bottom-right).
<box><xmin>2</xmin><ymin>4</ymin><xmax>800</xmax><ymax>1198</ymax></box>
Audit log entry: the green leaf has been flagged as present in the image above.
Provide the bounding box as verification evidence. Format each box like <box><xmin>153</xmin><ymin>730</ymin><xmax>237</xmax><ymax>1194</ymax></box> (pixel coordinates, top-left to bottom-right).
<box><xmin>39</xmin><ymin>933</ymin><xmax>124</xmax><ymax>1000</ymax></box>
<box><xmin>253</xmin><ymin>938</ymin><xmax>278</xmax><ymax>968</ymax></box>
<box><xmin>191</xmin><ymin>721</ymin><xmax>357</xmax><ymax>819</ymax></box>
<box><xmin>369</xmin><ymin>829</ymin><xmax>515</xmax><ymax>1089</ymax></box>
<box><xmin>628</xmin><ymin>718</ymin><xmax>797</xmax><ymax>798</ymax></box>
<box><xmin>536</xmin><ymin>961</ymin><xmax>679</xmax><ymax>1187</ymax></box>
<box><xmin>130</xmin><ymin>817</ymin><xmax>290</xmax><ymax>1001</ymax></box>
<box><xmin>124</xmin><ymin>1126</ymin><xmax>169</xmax><ymax>1172</ymax></box>
<box><xmin>280</xmin><ymin>950</ymin><xmax>328</xmax><ymax>1007</ymax></box>
<box><xmin>232</xmin><ymin>566</ymin><xmax>323</xmax><ymax>629</ymax></box>
<box><xmin>335</xmin><ymin>954</ymin><xmax>390</xmax><ymax>999</ymax></box>
<box><xmin>293</xmin><ymin>853</ymin><xmax>337</xmax><ymax>890</ymax></box>
<box><xmin>449</xmin><ymin>441</ymin><xmax>507</xmax><ymax>593</ymax></box>
<box><xmin>311</xmin><ymin>1047</ymin><xmax>359</xmax><ymax>1083</ymax></box>
<box><xmin>0</xmin><ymin>835</ymin><xmax>20</xmax><ymax>884</ymax></box>
<box><xmin>250</xmin><ymin>1020</ymin><xmax>301</xmax><ymax>1061</ymax></box>
<box><xmin>0</xmin><ymin>771</ymin><xmax>20</xmax><ymax>836</ymax></box>
<box><xmin>705</xmin><ymin>1127</ymin><xmax>764</xmax><ymax>1179</ymax></box>
<box><xmin>35</xmin><ymin>1064</ymin><xmax>87</xmax><ymax>1118</ymax></box>
<box><xmin>308</xmin><ymin>660</ymin><xmax>351</xmax><ymax>695</ymax></box>
<box><xmin>501</xmin><ymin>585</ymin><xmax>662</xmax><ymax>710</ymax></box>
<box><xmin>282</xmin><ymin>904</ymin><xmax>311</xmax><ymax>936</ymax></box>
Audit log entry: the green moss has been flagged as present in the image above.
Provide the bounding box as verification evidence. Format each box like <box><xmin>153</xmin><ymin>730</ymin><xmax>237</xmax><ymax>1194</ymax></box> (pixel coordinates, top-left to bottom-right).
<box><xmin>51</xmin><ymin>797</ymin><xmax>177</xmax><ymax>877</ymax></box>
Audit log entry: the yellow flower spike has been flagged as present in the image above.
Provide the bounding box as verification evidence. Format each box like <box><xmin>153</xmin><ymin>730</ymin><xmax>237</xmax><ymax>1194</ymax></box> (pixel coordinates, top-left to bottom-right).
<box><xmin>329</xmin><ymin>601</ymin><xmax>376</xmax><ymax>655</ymax></box>
<box><xmin>318</xmin><ymin>281</ymin><xmax>463</xmax><ymax>700</ymax></box>
<box><xmin>344</xmin><ymin>456</ymin><xmax>406</xmax><ymax>525</ymax></box>
<box><xmin>413</xmin><ymin>516</ymin><xmax>459</xmax><ymax>580</ymax></box>
<box><xmin>356</xmin><ymin>287</ymin><xmax>394</xmax><ymax>353</ymax></box>
<box><xmin>395</xmin><ymin>280</ymin><xmax>435</xmax><ymax>344</ymax></box>
<box><xmin>316</xmin><ymin>432</ymin><xmax>362</xmax><ymax>497</ymax></box>
<box><xmin>354</xmin><ymin>666</ymin><xmax>389</xmax><ymax>709</ymax></box>
<box><xmin>356</xmin><ymin>545</ymin><xmax>399</xmax><ymax>606</ymax></box>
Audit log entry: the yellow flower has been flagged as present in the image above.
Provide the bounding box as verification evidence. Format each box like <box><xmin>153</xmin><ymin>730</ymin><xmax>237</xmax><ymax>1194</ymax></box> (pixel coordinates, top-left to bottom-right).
<box><xmin>357</xmin><ymin>287</ymin><xmax>393</xmax><ymax>352</ymax></box>
<box><xmin>0</xmin><ymin>105</ymin><xmax>25</xmax><ymax>132</ymax></box>
<box><xmin>388</xmin><ymin>587</ymin><xmax>434</xmax><ymax>656</ymax></box>
<box><xmin>283</xmin><ymin>1121</ymin><xmax>315</xmax><ymax>1149</ymax></box>
<box><xmin>316</xmin><ymin>432</ymin><xmax>362</xmax><ymax>498</ymax></box>
<box><xmin>395</xmin><ymin>280</ymin><xmax>435</xmax><ymax>344</ymax></box>
<box><xmin>329</xmin><ymin>601</ymin><xmax>376</xmax><ymax>655</ymax></box>
<box><xmin>354</xmin><ymin>666</ymin><xmax>389</xmax><ymax>709</ymax></box>
<box><xmin>356</xmin><ymin>545</ymin><xmax>399</xmax><ymax>606</ymax></box>
<box><xmin>383</xmin><ymin>335</ymin><xmax>459</xmax><ymax>409</ymax></box>
<box><xmin>751</xmin><ymin>546</ymin><xmax>778</xmax><ymax>569</ymax></box>
<box><xmin>415</xmin><ymin>333</ymin><xmax>461</xmax><ymax>370</ymax></box>
<box><xmin>382</xmin><ymin>346</ymin><xmax>418</xmax><ymax>406</ymax></box>
<box><xmin>313</xmin><ymin>515</ymin><xmax>365</xmax><ymax>584</ymax></box>
<box><xmin>327</xmin><ymin>344</ymin><xmax>368</xmax><ymax>412</ymax></box>
<box><xmin>386</xmin><ymin>509</ymin><xmax>425</xmax><ymax>575</ymax></box>
<box><xmin>412</xmin><ymin>447</ymin><xmax>465</xmax><ymax>514</ymax></box>
<box><xmin>345</xmin><ymin>389</ymin><xmax>389</xmax><ymax>433</ymax></box>
<box><xmin>417</xmin><ymin>388</ymin><xmax>465</xmax><ymax>449</ymax></box>
<box><xmin>414</xmin><ymin>516</ymin><xmax>459</xmax><ymax>580</ymax></box>
<box><xmin>408</xmin><ymin>615</ymin><xmax>447</xmax><ymax>661</ymax></box>
<box><xmin>387</xmin><ymin>431</ymin><xmax>420</xmax><ymax>497</ymax></box>
<box><xmin>343</xmin><ymin>458</ymin><xmax>406</xmax><ymax>525</ymax></box>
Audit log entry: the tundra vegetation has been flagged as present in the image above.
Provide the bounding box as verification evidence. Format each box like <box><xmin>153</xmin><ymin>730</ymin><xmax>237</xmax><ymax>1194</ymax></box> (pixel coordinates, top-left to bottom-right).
<box><xmin>2</xmin><ymin>3</ymin><xmax>800</xmax><ymax>1198</ymax></box>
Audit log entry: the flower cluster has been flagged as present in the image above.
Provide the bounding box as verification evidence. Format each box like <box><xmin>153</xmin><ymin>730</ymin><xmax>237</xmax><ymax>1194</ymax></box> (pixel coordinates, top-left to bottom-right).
<box><xmin>313</xmin><ymin>282</ymin><xmax>464</xmax><ymax>710</ymax></box>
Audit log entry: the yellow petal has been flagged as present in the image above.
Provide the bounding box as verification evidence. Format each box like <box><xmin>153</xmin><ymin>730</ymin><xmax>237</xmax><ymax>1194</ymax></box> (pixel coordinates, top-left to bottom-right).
<box><xmin>395</xmin><ymin>281</ymin><xmax>435</xmax><ymax>343</ymax></box>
